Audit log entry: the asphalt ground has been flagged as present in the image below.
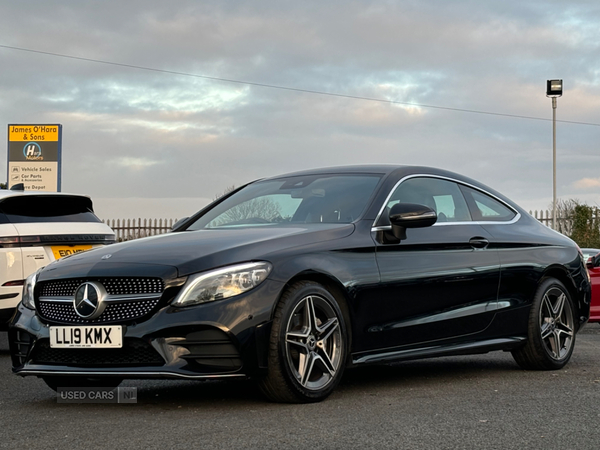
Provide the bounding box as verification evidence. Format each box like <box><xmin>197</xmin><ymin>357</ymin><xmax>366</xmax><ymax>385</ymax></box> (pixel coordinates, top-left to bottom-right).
<box><xmin>1</xmin><ymin>327</ymin><xmax>599</xmax><ymax>450</ymax></box>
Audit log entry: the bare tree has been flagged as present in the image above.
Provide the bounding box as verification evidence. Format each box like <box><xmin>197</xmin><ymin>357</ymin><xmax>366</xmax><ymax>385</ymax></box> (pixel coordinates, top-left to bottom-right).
<box><xmin>554</xmin><ymin>198</ymin><xmax>577</xmax><ymax>236</ymax></box>
<box><xmin>217</xmin><ymin>197</ymin><xmax>282</xmax><ymax>224</ymax></box>
<box><xmin>208</xmin><ymin>186</ymin><xmax>283</xmax><ymax>227</ymax></box>
<box><xmin>213</xmin><ymin>185</ymin><xmax>237</xmax><ymax>201</ymax></box>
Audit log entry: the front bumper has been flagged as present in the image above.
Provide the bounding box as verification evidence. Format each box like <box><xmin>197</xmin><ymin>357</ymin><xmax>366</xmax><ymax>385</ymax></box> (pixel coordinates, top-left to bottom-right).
<box><xmin>9</xmin><ymin>279</ymin><xmax>282</xmax><ymax>380</ymax></box>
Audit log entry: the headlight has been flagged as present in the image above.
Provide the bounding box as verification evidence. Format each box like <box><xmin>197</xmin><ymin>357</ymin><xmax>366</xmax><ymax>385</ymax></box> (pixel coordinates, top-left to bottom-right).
<box><xmin>172</xmin><ymin>262</ymin><xmax>272</xmax><ymax>307</ymax></box>
<box><xmin>22</xmin><ymin>269</ymin><xmax>42</xmax><ymax>310</ymax></box>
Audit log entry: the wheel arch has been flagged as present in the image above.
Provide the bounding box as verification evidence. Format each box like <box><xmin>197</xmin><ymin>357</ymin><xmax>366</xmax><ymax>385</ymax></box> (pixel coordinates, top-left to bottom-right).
<box><xmin>276</xmin><ymin>270</ymin><xmax>354</xmax><ymax>352</ymax></box>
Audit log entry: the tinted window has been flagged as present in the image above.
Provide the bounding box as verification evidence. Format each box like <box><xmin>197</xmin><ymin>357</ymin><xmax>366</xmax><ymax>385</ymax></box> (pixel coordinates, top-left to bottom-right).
<box><xmin>377</xmin><ymin>177</ymin><xmax>471</xmax><ymax>226</ymax></box>
<box><xmin>187</xmin><ymin>174</ymin><xmax>382</xmax><ymax>229</ymax></box>
<box><xmin>0</xmin><ymin>195</ymin><xmax>101</xmax><ymax>223</ymax></box>
<box><xmin>460</xmin><ymin>186</ymin><xmax>516</xmax><ymax>222</ymax></box>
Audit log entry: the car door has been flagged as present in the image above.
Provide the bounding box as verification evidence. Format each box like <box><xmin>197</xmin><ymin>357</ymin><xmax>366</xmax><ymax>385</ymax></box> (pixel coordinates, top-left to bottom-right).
<box><xmin>356</xmin><ymin>176</ymin><xmax>501</xmax><ymax>353</ymax></box>
<box><xmin>587</xmin><ymin>255</ymin><xmax>600</xmax><ymax>321</ymax></box>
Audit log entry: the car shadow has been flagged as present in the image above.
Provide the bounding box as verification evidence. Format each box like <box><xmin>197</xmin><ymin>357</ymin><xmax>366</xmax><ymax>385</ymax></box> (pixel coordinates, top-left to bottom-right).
<box><xmin>0</xmin><ymin>331</ymin><xmax>9</xmax><ymax>354</ymax></box>
<box><xmin>20</xmin><ymin>353</ymin><xmax>523</xmax><ymax>408</ymax></box>
<box><xmin>339</xmin><ymin>353</ymin><xmax>519</xmax><ymax>390</ymax></box>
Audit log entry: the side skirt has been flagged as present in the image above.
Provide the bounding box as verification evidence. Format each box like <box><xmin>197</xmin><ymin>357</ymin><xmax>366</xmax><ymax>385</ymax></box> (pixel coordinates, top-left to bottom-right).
<box><xmin>352</xmin><ymin>337</ymin><xmax>526</xmax><ymax>365</ymax></box>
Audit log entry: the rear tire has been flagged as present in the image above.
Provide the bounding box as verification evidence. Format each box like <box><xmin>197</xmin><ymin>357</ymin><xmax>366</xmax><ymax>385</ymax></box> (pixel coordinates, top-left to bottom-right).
<box><xmin>512</xmin><ymin>278</ymin><xmax>576</xmax><ymax>370</ymax></box>
<box><xmin>42</xmin><ymin>376</ymin><xmax>123</xmax><ymax>392</ymax></box>
<box><xmin>258</xmin><ymin>281</ymin><xmax>348</xmax><ymax>403</ymax></box>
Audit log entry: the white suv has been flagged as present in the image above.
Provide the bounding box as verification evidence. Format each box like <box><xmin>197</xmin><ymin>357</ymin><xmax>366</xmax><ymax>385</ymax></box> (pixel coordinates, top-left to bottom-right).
<box><xmin>0</xmin><ymin>190</ymin><xmax>115</xmax><ymax>328</ymax></box>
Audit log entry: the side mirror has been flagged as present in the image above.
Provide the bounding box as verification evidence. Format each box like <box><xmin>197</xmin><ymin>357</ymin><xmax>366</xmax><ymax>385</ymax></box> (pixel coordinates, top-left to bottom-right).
<box><xmin>389</xmin><ymin>203</ymin><xmax>437</xmax><ymax>241</ymax></box>
<box><xmin>171</xmin><ymin>217</ymin><xmax>190</xmax><ymax>231</ymax></box>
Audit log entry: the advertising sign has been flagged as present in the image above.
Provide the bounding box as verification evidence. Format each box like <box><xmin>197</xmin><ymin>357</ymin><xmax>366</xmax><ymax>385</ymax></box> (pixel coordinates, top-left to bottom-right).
<box><xmin>7</xmin><ymin>124</ymin><xmax>62</xmax><ymax>191</ymax></box>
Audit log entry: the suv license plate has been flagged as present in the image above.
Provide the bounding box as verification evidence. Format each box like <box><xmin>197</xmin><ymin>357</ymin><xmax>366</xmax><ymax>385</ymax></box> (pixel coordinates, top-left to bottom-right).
<box><xmin>49</xmin><ymin>326</ymin><xmax>123</xmax><ymax>348</ymax></box>
<box><xmin>51</xmin><ymin>245</ymin><xmax>93</xmax><ymax>260</ymax></box>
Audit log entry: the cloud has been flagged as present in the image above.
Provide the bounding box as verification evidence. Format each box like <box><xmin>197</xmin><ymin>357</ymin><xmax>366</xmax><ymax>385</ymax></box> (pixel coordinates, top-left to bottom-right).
<box><xmin>574</xmin><ymin>178</ymin><xmax>600</xmax><ymax>190</ymax></box>
<box><xmin>114</xmin><ymin>157</ymin><xmax>162</xmax><ymax>170</ymax></box>
<box><xmin>1</xmin><ymin>0</ymin><xmax>600</xmax><ymax>218</ymax></box>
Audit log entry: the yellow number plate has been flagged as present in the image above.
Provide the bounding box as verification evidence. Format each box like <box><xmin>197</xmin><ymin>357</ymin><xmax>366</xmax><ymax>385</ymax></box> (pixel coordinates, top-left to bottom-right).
<box><xmin>51</xmin><ymin>245</ymin><xmax>93</xmax><ymax>259</ymax></box>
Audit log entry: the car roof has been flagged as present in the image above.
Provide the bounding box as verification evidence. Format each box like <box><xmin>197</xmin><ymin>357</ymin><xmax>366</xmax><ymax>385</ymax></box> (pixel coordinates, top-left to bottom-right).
<box><xmin>262</xmin><ymin>165</ymin><xmax>489</xmax><ymax>183</ymax></box>
<box><xmin>262</xmin><ymin>164</ymin><xmax>402</xmax><ymax>179</ymax></box>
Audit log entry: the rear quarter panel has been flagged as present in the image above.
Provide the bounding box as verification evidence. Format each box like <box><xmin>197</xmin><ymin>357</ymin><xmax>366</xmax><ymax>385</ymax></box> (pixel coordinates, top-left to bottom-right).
<box><xmin>482</xmin><ymin>214</ymin><xmax>590</xmax><ymax>327</ymax></box>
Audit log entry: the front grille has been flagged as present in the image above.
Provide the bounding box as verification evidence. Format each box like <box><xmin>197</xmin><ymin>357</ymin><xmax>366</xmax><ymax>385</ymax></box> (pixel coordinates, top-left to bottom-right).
<box><xmin>40</xmin><ymin>278</ymin><xmax>164</xmax><ymax>297</ymax></box>
<box><xmin>37</xmin><ymin>277</ymin><xmax>165</xmax><ymax>325</ymax></box>
<box><xmin>38</xmin><ymin>298</ymin><xmax>161</xmax><ymax>324</ymax></box>
<box><xmin>31</xmin><ymin>338</ymin><xmax>165</xmax><ymax>367</ymax></box>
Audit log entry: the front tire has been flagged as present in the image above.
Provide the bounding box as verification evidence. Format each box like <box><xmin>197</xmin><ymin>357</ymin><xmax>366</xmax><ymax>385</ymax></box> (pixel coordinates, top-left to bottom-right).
<box><xmin>512</xmin><ymin>278</ymin><xmax>576</xmax><ymax>370</ymax></box>
<box><xmin>259</xmin><ymin>281</ymin><xmax>348</xmax><ymax>403</ymax></box>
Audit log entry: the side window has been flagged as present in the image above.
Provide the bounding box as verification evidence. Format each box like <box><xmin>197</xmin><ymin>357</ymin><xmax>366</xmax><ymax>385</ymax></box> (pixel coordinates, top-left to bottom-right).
<box><xmin>459</xmin><ymin>185</ymin><xmax>516</xmax><ymax>222</ymax></box>
<box><xmin>377</xmin><ymin>177</ymin><xmax>472</xmax><ymax>226</ymax></box>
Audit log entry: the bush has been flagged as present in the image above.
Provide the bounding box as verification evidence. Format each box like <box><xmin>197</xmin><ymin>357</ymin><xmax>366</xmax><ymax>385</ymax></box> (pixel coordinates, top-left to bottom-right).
<box><xmin>569</xmin><ymin>203</ymin><xmax>600</xmax><ymax>248</ymax></box>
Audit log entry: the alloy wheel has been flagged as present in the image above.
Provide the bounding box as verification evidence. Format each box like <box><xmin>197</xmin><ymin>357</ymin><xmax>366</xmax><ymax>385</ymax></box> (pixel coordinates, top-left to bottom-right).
<box><xmin>284</xmin><ymin>295</ymin><xmax>343</xmax><ymax>390</ymax></box>
<box><xmin>539</xmin><ymin>286</ymin><xmax>574</xmax><ymax>360</ymax></box>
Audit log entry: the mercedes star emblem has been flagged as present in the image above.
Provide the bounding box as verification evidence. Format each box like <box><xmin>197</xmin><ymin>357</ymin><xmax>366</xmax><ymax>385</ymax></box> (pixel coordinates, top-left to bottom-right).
<box><xmin>73</xmin><ymin>281</ymin><xmax>108</xmax><ymax>319</ymax></box>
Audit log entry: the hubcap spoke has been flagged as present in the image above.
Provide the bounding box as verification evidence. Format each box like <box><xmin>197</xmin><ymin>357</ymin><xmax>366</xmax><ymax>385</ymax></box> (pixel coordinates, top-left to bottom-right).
<box><xmin>286</xmin><ymin>332</ymin><xmax>309</xmax><ymax>351</ymax></box>
<box><xmin>316</xmin><ymin>348</ymin><xmax>336</xmax><ymax>376</ymax></box>
<box><xmin>316</xmin><ymin>317</ymin><xmax>339</xmax><ymax>342</ymax></box>
<box><xmin>556</xmin><ymin>321</ymin><xmax>573</xmax><ymax>336</ymax></box>
<box><xmin>306</xmin><ymin>296</ymin><xmax>320</xmax><ymax>335</ymax></box>
<box><xmin>299</xmin><ymin>352</ymin><xmax>316</xmax><ymax>387</ymax></box>
<box><xmin>548</xmin><ymin>331</ymin><xmax>560</xmax><ymax>358</ymax></box>
<box><xmin>541</xmin><ymin>323</ymin><xmax>553</xmax><ymax>340</ymax></box>
<box><xmin>542</xmin><ymin>294</ymin><xmax>553</xmax><ymax>319</ymax></box>
<box><xmin>553</xmin><ymin>293</ymin><xmax>566</xmax><ymax>318</ymax></box>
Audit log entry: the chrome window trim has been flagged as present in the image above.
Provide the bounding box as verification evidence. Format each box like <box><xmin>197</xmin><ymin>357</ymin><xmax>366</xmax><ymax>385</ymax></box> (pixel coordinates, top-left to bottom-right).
<box><xmin>371</xmin><ymin>173</ymin><xmax>521</xmax><ymax>232</ymax></box>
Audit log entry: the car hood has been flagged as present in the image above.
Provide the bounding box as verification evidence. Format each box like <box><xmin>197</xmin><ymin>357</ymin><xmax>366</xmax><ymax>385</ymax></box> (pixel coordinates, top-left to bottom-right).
<box><xmin>40</xmin><ymin>224</ymin><xmax>355</xmax><ymax>279</ymax></box>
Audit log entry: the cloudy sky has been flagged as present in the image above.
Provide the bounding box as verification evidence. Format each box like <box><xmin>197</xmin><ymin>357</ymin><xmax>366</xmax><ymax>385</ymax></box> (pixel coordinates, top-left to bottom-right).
<box><xmin>1</xmin><ymin>0</ymin><xmax>599</xmax><ymax>220</ymax></box>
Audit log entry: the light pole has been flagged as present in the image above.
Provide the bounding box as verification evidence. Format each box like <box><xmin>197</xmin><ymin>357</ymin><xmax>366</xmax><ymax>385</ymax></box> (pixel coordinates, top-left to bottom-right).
<box><xmin>546</xmin><ymin>79</ymin><xmax>563</xmax><ymax>229</ymax></box>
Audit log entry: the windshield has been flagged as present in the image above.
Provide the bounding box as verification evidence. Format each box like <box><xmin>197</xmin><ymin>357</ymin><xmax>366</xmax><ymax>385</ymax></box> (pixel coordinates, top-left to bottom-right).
<box><xmin>186</xmin><ymin>174</ymin><xmax>382</xmax><ymax>230</ymax></box>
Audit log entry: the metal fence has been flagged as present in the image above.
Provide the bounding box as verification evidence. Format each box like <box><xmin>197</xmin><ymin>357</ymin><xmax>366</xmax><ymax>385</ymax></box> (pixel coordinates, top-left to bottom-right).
<box><xmin>103</xmin><ymin>218</ymin><xmax>178</xmax><ymax>242</ymax></box>
<box><xmin>529</xmin><ymin>210</ymin><xmax>555</xmax><ymax>227</ymax></box>
<box><xmin>528</xmin><ymin>210</ymin><xmax>574</xmax><ymax>234</ymax></box>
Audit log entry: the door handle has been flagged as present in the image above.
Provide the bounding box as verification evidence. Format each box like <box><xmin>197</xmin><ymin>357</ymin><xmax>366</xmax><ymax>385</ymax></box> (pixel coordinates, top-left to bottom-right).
<box><xmin>469</xmin><ymin>237</ymin><xmax>489</xmax><ymax>249</ymax></box>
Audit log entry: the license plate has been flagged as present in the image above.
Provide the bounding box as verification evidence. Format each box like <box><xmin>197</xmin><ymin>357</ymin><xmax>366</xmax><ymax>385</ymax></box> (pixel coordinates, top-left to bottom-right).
<box><xmin>49</xmin><ymin>326</ymin><xmax>123</xmax><ymax>348</ymax></box>
<box><xmin>51</xmin><ymin>245</ymin><xmax>93</xmax><ymax>260</ymax></box>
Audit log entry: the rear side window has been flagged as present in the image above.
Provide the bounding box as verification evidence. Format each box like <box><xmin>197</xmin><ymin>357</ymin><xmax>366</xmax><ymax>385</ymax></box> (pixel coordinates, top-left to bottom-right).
<box><xmin>0</xmin><ymin>195</ymin><xmax>101</xmax><ymax>223</ymax></box>
<box><xmin>459</xmin><ymin>186</ymin><xmax>516</xmax><ymax>222</ymax></box>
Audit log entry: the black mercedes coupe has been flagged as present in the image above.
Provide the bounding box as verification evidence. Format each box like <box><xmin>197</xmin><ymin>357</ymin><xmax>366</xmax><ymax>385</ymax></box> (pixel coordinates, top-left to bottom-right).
<box><xmin>9</xmin><ymin>165</ymin><xmax>591</xmax><ymax>402</ymax></box>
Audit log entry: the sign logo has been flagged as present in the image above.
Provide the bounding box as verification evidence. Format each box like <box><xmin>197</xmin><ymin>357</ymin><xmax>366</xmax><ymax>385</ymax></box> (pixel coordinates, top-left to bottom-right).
<box><xmin>23</xmin><ymin>142</ymin><xmax>43</xmax><ymax>160</ymax></box>
<box><xmin>8</xmin><ymin>123</ymin><xmax>62</xmax><ymax>191</ymax></box>
<box><xmin>73</xmin><ymin>282</ymin><xmax>107</xmax><ymax>319</ymax></box>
